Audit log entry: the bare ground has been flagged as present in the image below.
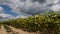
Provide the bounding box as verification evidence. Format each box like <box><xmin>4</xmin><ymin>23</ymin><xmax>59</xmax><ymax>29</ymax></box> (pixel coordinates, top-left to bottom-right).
<box><xmin>0</xmin><ymin>25</ymin><xmax>7</xmax><ymax>34</ymax></box>
<box><xmin>8</xmin><ymin>26</ymin><xmax>39</xmax><ymax>34</ymax></box>
<box><xmin>0</xmin><ymin>25</ymin><xmax>40</xmax><ymax>34</ymax></box>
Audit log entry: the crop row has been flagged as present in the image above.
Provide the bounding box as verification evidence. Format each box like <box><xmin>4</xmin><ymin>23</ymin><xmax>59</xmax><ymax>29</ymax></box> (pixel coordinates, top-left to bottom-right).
<box><xmin>2</xmin><ymin>12</ymin><xmax>60</xmax><ymax>34</ymax></box>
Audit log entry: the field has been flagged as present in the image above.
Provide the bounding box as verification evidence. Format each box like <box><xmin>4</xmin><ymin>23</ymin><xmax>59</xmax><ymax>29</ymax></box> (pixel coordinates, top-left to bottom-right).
<box><xmin>0</xmin><ymin>12</ymin><xmax>60</xmax><ymax>34</ymax></box>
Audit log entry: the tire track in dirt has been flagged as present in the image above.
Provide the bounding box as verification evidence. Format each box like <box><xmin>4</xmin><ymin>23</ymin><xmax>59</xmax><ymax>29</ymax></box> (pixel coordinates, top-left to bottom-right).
<box><xmin>8</xmin><ymin>26</ymin><xmax>38</xmax><ymax>34</ymax></box>
<box><xmin>1</xmin><ymin>25</ymin><xmax>7</xmax><ymax>34</ymax></box>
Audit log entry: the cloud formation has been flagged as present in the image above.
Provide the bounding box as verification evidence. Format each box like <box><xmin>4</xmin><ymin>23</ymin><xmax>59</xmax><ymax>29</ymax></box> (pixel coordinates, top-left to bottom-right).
<box><xmin>0</xmin><ymin>14</ymin><xmax>15</xmax><ymax>20</ymax></box>
<box><xmin>32</xmin><ymin>0</ymin><xmax>46</xmax><ymax>3</ymax></box>
<box><xmin>17</xmin><ymin>15</ymin><xmax>28</xmax><ymax>18</ymax></box>
<box><xmin>0</xmin><ymin>7</ymin><xmax>4</xmax><ymax>13</ymax></box>
<box><xmin>51</xmin><ymin>5</ymin><xmax>60</xmax><ymax>11</ymax></box>
<box><xmin>0</xmin><ymin>6</ymin><xmax>16</xmax><ymax>20</ymax></box>
<box><xmin>10</xmin><ymin>0</ymin><xmax>51</xmax><ymax>15</ymax></box>
<box><xmin>0</xmin><ymin>0</ymin><xmax>60</xmax><ymax>15</ymax></box>
<box><xmin>0</xmin><ymin>0</ymin><xmax>60</xmax><ymax>20</ymax></box>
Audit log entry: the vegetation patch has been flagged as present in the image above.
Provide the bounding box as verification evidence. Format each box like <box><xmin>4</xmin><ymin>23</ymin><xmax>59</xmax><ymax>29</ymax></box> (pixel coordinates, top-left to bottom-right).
<box><xmin>1</xmin><ymin>12</ymin><xmax>60</xmax><ymax>34</ymax></box>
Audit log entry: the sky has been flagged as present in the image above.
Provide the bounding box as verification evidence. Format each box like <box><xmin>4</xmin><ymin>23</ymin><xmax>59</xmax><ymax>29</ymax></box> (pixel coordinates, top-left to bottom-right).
<box><xmin>0</xmin><ymin>0</ymin><xmax>60</xmax><ymax>20</ymax></box>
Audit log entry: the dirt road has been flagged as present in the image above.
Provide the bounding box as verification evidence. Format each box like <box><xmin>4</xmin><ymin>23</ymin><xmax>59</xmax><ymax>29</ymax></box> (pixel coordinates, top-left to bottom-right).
<box><xmin>0</xmin><ymin>25</ymin><xmax>7</xmax><ymax>34</ymax></box>
<box><xmin>0</xmin><ymin>25</ymin><xmax>40</xmax><ymax>34</ymax></box>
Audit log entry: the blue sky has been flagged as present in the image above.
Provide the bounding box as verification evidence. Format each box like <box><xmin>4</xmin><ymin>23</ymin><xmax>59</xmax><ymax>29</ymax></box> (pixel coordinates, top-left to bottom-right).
<box><xmin>0</xmin><ymin>5</ymin><xmax>18</xmax><ymax>16</ymax></box>
<box><xmin>0</xmin><ymin>0</ymin><xmax>60</xmax><ymax>20</ymax></box>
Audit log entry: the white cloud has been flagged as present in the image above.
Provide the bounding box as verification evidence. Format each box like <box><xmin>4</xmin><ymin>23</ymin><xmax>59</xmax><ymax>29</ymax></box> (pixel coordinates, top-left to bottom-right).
<box><xmin>0</xmin><ymin>7</ymin><xmax>4</xmax><ymax>13</ymax></box>
<box><xmin>16</xmin><ymin>15</ymin><xmax>28</xmax><ymax>18</ymax></box>
<box><xmin>0</xmin><ymin>0</ymin><xmax>60</xmax><ymax>20</ymax></box>
<box><xmin>0</xmin><ymin>13</ymin><xmax>16</xmax><ymax>20</ymax></box>
<box><xmin>51</xmin><ymin>5</ymin><xmax>60</xmax><ymax>11</ymax></box>
<box><xmin>9</xmin><ymin>0</ymin><xmax>60</xmax><ymax>15</ymax></box>
<box><xmin>0</xmin><ymin>0</ymin><xmax>50</xmax><ymax>15</ymax></box>
<box><xmin>11</xmin><ymin>0</ymin><xmax>51</xmax><ymax>15</ymax></box>
<box><xmin>0</xmin><ymin>6</ymin><xmax>16</xmax><ymax>20</ymax></box>
<box><xmin>0</xmin><ymin>14</ymin><xmax>9</xmax><ymax>18</ymax></box>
